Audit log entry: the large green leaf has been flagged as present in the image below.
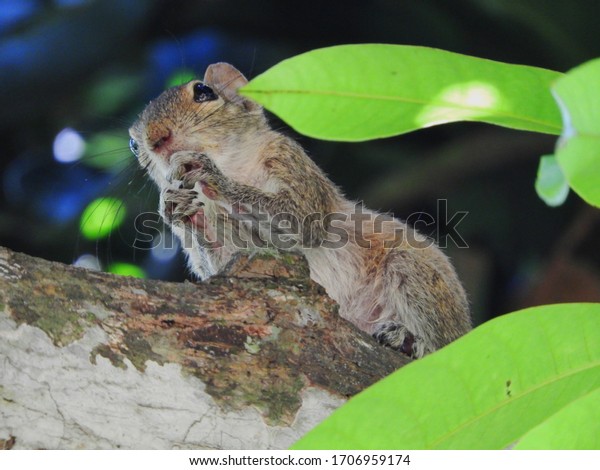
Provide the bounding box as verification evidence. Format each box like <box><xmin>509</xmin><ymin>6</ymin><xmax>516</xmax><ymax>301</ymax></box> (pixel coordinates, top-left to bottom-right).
<box><xmin>552</xmin><ymin>58</ymin><xmax>600</xmax><ymax>207</ymax></box>
<box><xmin>241</xmin><ymin>44</ymin><xmax>563</xmax><ymax>141</ymax></box>
<box><xmin>292</xmin><ymin>303</ymin><xmax>600</xmax><ymax>449</ymax></box>
<box><xmin>515</xmin><ymin>387</ymin><xmax>600</xmax><ymax>449</ymax></box>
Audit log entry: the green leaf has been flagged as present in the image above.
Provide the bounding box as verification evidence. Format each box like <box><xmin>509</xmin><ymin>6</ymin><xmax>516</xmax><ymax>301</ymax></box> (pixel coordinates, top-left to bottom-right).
<box><xmin>535</xmin><ymin>155</ymin><xmax>569</xmax><ymax>207</ymax></box>
<box><xmin>515</xmin><ymin>387</ymin><xmax>600</xmax><ymax>449</ymax></box>
<box><xmin>552</xmin><ymin>58</ymin><xmax>600</xmax><ymax>207</ymax></box>
<box><xmin>292</xmin><ymin>303</ymin><xmax>600</xmax><ymax>449</ymax></box>
<box><xmin>241</xmin><ymin>44</ymin><xmax>563</xmax><ymax>141</ymax></box>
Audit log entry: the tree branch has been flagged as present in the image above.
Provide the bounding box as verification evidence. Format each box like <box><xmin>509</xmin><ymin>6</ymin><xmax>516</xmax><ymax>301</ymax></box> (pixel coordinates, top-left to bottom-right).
<box><xmin>0</xmin><ymin>246</ymin><xmax>408</xmax><ymax>449</ymax></box>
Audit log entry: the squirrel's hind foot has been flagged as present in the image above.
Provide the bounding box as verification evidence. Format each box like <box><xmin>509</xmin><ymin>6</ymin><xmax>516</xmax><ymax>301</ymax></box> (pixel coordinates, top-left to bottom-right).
<box><xmin>373</xmin><ymin>322</ymin><xmax>428</xmax><ymax>359</ymax></box>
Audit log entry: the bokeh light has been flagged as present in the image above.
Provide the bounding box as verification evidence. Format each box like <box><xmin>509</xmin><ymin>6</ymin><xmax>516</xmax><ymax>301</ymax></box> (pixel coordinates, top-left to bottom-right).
<box><xmin>80</xmin><ymin>197</ymin><xmax>126</xmax><ymax>240</ymax></box>
<box><xmin>53</xmin><ymin>127</ymin><xmax>86</xmax><ymax>163</ymax></box>
<box><xmin>0</xmin><ymin>0</ymin><xmax>37</xmax><ymax>33</ymax></box>
<box><xmin>151</xmin><ymin>229</ymin><xmax>180</xmax><ymax>262</ymax></box>
<box><xmin>54</xmin><ymin>0</ymin><xmax>92</xmax><ymax>8</ymax></box>
<box><xmin>107</xmin><ymin>262</ymin><xmax>146</xmax><ymax>279</ymax></box>
<box><xmin>83</xmin><ymin>132</ymin><xmax>132</xmax><ymax>171</ymax></box>
<box><xmin>73</xmin><ymin>254</ymin><xmax>102</xmax><ymax>271</ymax></box>
<box><xmin>166</xmin><ymin>68</ymin><xmax>197</xmax><ymax>88</ymax></box>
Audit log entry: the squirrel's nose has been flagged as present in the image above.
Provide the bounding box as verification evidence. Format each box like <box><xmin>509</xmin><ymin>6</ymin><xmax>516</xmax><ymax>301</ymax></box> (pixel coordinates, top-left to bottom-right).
<box><xmin>146</xmin><ymin>124</ymin><xmax>173</xmax><ymax>158</ymax></box>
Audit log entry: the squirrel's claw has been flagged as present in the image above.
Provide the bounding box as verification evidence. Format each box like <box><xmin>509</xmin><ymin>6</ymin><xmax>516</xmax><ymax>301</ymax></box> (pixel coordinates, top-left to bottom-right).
<box><xmin>168</xmin><ymin>151</ymin><xmax>225</xmax><ymax>199</ymax></box>
<box><xmin>159</xmin><ymin>187</ymin><xmax>204</xmax><ymax>224</ymax></box>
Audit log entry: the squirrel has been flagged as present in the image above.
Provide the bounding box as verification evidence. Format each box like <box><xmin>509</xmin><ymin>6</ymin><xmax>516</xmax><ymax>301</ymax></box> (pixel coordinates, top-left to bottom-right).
<box><xmin>129</xmin><ymin>62</ymin><xmax>471</xmax><ymax>358</ymax></box>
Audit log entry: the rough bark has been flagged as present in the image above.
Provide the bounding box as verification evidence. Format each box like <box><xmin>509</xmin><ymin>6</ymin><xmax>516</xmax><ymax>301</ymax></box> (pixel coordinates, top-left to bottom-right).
<box><xmin>0</xmin><ymin>246</ymin><xmax>408</xmax><ymax>449</ymax></box>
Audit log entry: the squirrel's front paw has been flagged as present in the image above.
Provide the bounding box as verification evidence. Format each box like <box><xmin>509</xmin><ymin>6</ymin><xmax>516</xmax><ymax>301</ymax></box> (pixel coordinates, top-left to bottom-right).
<box><xmin>160</xmin><ymin>188</ymin><xmax>220</xmax><ymax>247</ymax></box>
<box><xmin>168</xmin><ymin>151</ymin><xmax>226</xmax><ymax>200</ymax></box>
<box><xmin>159</xmin><ymin>187</ymin><xmax>204</xmax><ymax>225</ymax></box>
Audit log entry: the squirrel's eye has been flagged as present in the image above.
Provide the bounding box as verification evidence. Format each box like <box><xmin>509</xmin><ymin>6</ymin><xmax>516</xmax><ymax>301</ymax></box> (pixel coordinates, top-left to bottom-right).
<box><xmin>129</xmin><ymin>138</ymin><xmax>139</xmax><ymax>158</ymax></box>
<box><xmin>193</xmin><ymin>83</ymin><xmax>217</xmax><ymax>103</ymax></box>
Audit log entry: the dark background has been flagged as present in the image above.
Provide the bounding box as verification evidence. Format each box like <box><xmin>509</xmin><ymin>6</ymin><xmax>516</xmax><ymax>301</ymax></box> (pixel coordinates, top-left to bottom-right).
<box><xmin>2</xmin><ymin>0</ymin><xmax>600</xmax><ymax>326</ymax></box>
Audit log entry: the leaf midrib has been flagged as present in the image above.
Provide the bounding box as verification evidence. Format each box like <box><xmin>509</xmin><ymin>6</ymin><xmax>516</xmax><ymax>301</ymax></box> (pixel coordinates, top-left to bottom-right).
<box><xmin>243</xmin><ymin>88</ymin><xmax>562</xmax><ymax>133</ymax></box>
<box><xmin>428</xmin><ymin>360</ymin><xmax>600</xmax><ymax>449</ymax></box>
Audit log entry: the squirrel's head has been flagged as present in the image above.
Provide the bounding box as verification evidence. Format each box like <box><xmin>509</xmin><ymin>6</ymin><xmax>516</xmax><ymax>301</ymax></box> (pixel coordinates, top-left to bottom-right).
<box><xmin>129</xmin><ymin>63</ymin><xmax>265</xmax><ymax>186</ymax></box>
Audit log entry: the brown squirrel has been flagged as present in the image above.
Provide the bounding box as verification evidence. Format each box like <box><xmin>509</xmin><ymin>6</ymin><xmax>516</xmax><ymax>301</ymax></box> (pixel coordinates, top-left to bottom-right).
<box><xmin>129</xmin><ymin>62</ymin><xmax>471</xmax><ymax>358</ymax></box>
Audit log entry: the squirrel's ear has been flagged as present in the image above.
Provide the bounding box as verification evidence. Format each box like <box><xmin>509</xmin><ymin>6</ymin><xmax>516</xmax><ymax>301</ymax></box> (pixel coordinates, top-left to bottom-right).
<box><xmin>204</xmin><ymin>63</ymin><xmax>260</xmax><ymax>112</ymax></box>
